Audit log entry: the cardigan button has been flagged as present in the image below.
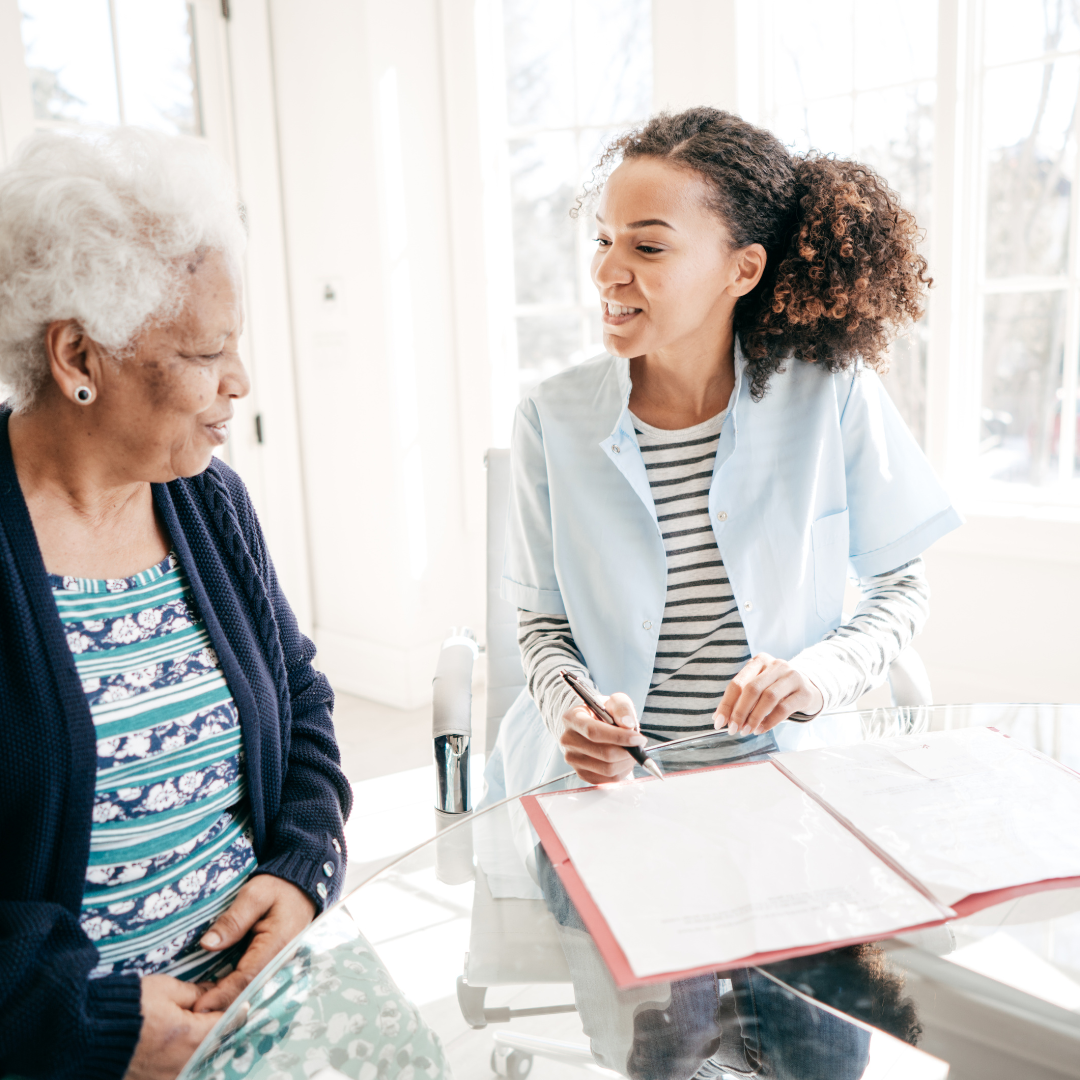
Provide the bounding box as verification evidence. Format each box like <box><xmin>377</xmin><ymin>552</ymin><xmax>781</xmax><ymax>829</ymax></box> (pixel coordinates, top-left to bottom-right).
<box><xmin>642</xmin><ymin>620</ymin><xmax>652</xmax><ymax>630</ymax></box>
<box><xmin>331</xmin><ymin>838</ymin><xmax>342</xmax><ymax>853</ymax></box>
<box><xmin>744</xmin><ymin>601</ymin><xmax>753</xmax><ymax>611</ymax></box>
<box><xmin>323</xmin><ymin>861</ymin><xmax>335</xmax><ymax>877</ymax></box>
<box><xmin>612</xmin><ymin>444</ymin><xmax>620</xmax><ymax>454</ymax></box>
<box><xmin>716</xmin><ymin>511</ymin><xmax>727</xmax><ymax>521</ymax></box>
<box><xmin>316</xmin><ymin>882</ymin><xmax>328</xmax><ymax>900</ymax></box>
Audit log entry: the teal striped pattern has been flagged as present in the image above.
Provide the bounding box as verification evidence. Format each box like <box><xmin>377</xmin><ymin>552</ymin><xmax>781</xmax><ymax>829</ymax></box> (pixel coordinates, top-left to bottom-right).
<box><xmin>52</xmin><ymin>553</ymin><xmax>257</xmax><ymax>981</ymax></box>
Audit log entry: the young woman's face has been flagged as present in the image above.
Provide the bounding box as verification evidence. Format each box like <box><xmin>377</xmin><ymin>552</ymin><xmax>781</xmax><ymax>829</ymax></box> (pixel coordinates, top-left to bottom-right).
<box><xmin>590</xmin><ymin>157</ymin><xmax>763</xmax><ymax>359</ymax></box>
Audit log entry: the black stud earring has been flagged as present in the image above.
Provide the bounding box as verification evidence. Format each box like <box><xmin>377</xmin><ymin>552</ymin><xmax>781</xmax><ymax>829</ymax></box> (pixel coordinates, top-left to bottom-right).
<box><xmin>75</xmin><ymin>386</ymin><xmax>94</xmax><ymax>404</ymax></box>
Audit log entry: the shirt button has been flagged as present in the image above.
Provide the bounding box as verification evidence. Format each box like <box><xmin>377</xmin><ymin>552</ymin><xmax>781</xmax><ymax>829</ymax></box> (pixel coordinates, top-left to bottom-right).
<box><xmin>331</xmin><ymin>838</ymin><xmax>342</xmax><ymax>854</ymax></box>
<box><xmin>612</xmin><ymin>444</ymin><xmax>621</xmax><ymax>453</ymax></box>
<box><xmin>323</xmin><ymin>861</ymin><xmax>335</xmax><ymax>877</ymax></box>
<box><xmin>316</xmin><ymin>882</ymin><xmax>328</xmax><ymax>900</ymax></box>
<box><xmin>642</xmin><ymin>620</ymin><xmax>652</xmax><ymax>630</ymax></box>
<box><xmin>744</xmin><ymin>601</ymin><xmax>753</xmax><ymax>611</ymax></box>
<box><xmin>716</xmin><ymin>511</ymin><xmax>727</xmax><ymax>521</ymax></box>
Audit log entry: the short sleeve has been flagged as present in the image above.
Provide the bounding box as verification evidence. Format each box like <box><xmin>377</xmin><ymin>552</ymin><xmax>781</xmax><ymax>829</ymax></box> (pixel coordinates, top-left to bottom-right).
<box><xmin>841</xmin><ymin>369</ymin><xmax>963</xmax><ymax>577</ymax></box>
<box><xmin>500</xmin><ymin>398</ymin><xmax>567</xmax><ymax>614</ymax></box>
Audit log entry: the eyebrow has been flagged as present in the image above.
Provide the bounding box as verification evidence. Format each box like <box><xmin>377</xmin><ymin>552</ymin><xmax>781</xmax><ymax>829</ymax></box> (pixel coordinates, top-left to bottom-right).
<box><xmin>595</xmin><ymin>214</ymin><xmax>676</xmax><ymax>230</ymax></box>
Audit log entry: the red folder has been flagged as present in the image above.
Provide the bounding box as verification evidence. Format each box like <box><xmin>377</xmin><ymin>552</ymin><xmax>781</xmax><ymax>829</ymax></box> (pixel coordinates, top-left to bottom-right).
<box><xmin>522</xmin><ymin>753</ymin><xmax>1080</xmax><ymax>990</ymax></box>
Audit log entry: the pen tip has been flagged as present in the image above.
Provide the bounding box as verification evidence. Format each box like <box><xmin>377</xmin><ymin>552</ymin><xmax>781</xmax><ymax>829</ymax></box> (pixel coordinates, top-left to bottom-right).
<box><xmin>643</xmin><ymin>758</ymin><xmax>665</xmax><ymax>780</ymax></box>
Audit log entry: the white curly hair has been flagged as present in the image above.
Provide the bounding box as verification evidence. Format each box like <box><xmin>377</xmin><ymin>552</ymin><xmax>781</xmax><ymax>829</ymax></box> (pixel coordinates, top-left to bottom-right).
<box><xmin>0</xmin><ymin>127</ymin><xmax>246</xmax><ymax>411</ymax></box>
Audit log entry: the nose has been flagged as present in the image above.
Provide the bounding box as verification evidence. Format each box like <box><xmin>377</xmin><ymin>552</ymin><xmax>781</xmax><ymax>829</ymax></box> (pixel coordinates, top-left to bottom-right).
<box><xmin>221</xmin><ymin>350</ymin><xmax>251</xmax><ymax>401</ymax></box>
<box><xmin>591</xmin><ymin>242</ymin><xmax>633</xmax><ymax>291</ymax></box>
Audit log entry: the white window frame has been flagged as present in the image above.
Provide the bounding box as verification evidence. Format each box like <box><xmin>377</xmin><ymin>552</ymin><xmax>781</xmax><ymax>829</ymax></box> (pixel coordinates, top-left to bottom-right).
<box><xmin>945</xmin><ymin>0</ymin><xmax>1080</xmax><ymax>511</ymax></box>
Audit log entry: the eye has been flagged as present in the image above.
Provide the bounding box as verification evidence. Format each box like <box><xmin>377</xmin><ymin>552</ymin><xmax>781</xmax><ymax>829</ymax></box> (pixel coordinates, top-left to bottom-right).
<box><xmin>199</xmin><ymin>352</ymin><xmax>224</xmax><ymax>362</ymax></box>
<box><xmin>593</xmin><ymin>237</ymin><xmax>611</xmax><ymax>248</ymax></box>
<box><xmin>637</xmin><ymin>244</ymin><xmax>663</xmax><ymax>255</ymax></box>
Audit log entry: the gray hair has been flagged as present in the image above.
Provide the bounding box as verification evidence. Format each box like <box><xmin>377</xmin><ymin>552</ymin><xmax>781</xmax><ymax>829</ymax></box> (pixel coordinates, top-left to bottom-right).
<box><xmin>0</xmin><ymin>127</ymin><xmax>246</xmax><ymax>411</ymax></box>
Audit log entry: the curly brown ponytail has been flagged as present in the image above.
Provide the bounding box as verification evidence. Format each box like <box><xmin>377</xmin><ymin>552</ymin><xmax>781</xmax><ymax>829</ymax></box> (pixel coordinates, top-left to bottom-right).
<box><xmin>584</xmin><ymin>108</ymin><xmax>931</xmax><ymax>400</ymax></box>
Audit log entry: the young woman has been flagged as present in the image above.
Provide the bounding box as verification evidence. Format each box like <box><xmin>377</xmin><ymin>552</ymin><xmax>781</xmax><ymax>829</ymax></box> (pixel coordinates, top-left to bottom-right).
<box><xmin>491</xmin><ymin>107</ymin><xmax>960</xmax><ymax>798</ymax></box>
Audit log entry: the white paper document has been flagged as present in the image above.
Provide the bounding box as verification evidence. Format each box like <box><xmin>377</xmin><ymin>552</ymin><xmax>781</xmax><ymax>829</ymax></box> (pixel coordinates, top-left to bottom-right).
<box><xmin>775</xmin><ymin>728</ymin><xmax>1080</xmax><ymax>906</ymax></box>
<box><xmin>538</xmin><ymin>763</ymin><xmax>944</xmax><ymax>979</ymax></box>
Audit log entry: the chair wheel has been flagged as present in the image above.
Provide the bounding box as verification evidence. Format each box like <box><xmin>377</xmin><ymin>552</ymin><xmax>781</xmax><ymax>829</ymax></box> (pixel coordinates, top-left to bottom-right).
<box><xmin>491</xmin><ymin>1047</ymin><xmax>533</xmax><ymax>1078</ymax></box>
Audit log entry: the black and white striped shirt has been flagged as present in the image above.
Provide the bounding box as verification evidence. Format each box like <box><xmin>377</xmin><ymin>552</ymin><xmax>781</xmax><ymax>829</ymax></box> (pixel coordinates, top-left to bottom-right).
<box><xmin>517</xmin><ymin>410</ymin><xmax>931</xmax><ymax>741</ymax></box>
<box><xmin>634</xmin><ymin>409</ymin><xmax>748</xmax><ymax>741</ymax></box>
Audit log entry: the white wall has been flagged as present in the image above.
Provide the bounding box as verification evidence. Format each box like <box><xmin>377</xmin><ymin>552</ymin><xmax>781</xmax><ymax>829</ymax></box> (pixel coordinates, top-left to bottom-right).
<box><xmin>266</xmin><ymin>0</ymin><xmax>487</xmax><ymax>709</ymax></box>
<box><xmin>918</xmin><ymin>516</ymin><xmax>1080</xmax><ymax>704</ymax></box>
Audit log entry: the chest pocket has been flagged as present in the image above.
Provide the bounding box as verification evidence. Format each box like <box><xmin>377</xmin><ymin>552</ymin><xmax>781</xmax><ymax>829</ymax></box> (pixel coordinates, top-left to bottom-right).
<box><xmin>811</xmin><ymin>509</ymin><xmax>850</xmax><ymax>622</ymax></box>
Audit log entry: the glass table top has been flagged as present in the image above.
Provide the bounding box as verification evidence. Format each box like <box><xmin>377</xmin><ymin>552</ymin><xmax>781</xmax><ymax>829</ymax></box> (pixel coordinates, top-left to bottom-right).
<box><xmin>179</xmin><ymin>704</ymin><xmax>1080</xmax><ymax>1080</ymax></box>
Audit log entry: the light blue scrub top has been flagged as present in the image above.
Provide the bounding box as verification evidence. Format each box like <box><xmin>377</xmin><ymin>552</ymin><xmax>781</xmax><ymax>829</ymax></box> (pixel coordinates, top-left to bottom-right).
<box><xmin>486</xmin><ymin>343</ymin><xmax>962</xmax><ymax>803</ymax></box>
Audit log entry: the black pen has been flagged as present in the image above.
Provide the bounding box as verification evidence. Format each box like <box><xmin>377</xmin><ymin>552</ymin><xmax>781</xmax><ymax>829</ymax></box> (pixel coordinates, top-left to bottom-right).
<box><xmin>560</xmin><ymin>670</ymin><xmax>664</xmax><ymax>780</ymax></box>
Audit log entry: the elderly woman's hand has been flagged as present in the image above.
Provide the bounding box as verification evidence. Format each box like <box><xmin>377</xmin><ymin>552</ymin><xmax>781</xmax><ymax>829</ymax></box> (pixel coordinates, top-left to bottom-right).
<box><xmin>123</xmin><ymin>975</ymin><xmax>221</xmax><ymax>1080</ymax></box>
<box><xmin>193</xmin><ymin>874</ymin><xmax>316</xmax><ymax>1013</ymax></box>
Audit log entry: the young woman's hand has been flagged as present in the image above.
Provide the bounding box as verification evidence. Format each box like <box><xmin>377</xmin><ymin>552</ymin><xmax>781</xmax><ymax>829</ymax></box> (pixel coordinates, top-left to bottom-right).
<box><xmin>123</xmin><ymin>975</ymin><xmax>221</xmax><ymax>1080</ymax></box>
<box><xmin>192</xmin><ymin>874</ymin><xmax>316</xmax><ymax>1013</ymax></box>
<box><xmin>714</xmin><ymin>653</ymin><xmax>823</xmax><ymax>735</ymax></box>
<box><xmin>559</xmin><ymin>692</ymin><xmax>646</xmax><ymax>785</ymax></box>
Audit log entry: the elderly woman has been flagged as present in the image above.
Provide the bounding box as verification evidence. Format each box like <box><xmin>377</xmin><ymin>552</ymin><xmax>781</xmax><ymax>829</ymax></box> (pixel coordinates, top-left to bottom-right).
<box><xmin>0</xmin><ymin>130</ymin><xmax>351</xmax><ymax>1080</ymax></box>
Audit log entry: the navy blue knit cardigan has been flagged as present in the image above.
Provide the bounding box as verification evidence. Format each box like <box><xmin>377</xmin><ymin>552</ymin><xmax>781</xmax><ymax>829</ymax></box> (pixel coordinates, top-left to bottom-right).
<box><xmin>0</xmin><ymin>408</ymin><xmax>353</xmax><ymax>1079</ymax></box>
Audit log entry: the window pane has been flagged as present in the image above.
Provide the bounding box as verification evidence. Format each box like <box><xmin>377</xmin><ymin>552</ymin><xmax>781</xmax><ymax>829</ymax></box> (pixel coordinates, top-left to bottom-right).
<box><xmin>854</xmin><ymin>0</ymin><xmax>937</xmax><ymax>88</ymax></box>
<box><xmin>983</xmin><ymin>58</ymin><xmax>1078</xmax><ymax>279</ymax></box>
<box><xmin>984</xmin><ymin>0</ymin><xmax>1080</xmax><ymax>68</ymax></box>
<box><xmin>800</xmin><ymin>96</ymin><xmax>854</xmax><ymax>156</ymax></box>
<box><xmin>517</xmin><ymin>311</ymin><xmax>584</xmax><ymax>394</ymax></box>
<box><xmin>980</xmin><ymin>291</ymin><xmax>1067</xmax><ymax>486</ymax></box>
<box><xmin>883</xmin><ymin>332</ymin><xmax>928</xmax><ymax>448</ymax></box>
<box><xmin>503</xmin><ymin>0</ymin><xmax>575</xmax><ymax>129</ymax></box>
<box><xmin>574</xmin><ymin>0</ymin><xmax>652</xmax><ymax>126</ymax></box>
<box><xmin>773</xmin><ymin>0</ymin><xmax>854</xmax><ymax>101</ymax></box>
<box><xmin>510</xmin><ymin>134</ymin><xmax>579</xmax><ymax>306</ymax></box>
<box><xmin>855</xmin><ymin>81</ymin><xmax>936</xmax><ymax>229</ymax></box>
<box><xmin>115</xmin><ymin>0</ymin><xmax>202</xmax><ymax>136</ymax></box>
<box><xmin>19</xmin><ymin>0</ymin><xmax>119</xmax><ymax>126</ymax></box>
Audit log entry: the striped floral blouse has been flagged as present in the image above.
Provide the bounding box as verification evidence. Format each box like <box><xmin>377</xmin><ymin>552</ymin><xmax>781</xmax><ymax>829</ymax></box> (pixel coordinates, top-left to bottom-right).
<box><xmin>52</xmin><ymin>552</ymin><xmax>257</xmax><ymax>981</ymax></box>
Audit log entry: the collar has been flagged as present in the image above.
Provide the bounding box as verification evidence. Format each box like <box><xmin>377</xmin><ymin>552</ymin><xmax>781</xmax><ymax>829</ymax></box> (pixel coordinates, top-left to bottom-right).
<box><xmin>605</xmin><ymin>336</ymin><xmax>749</xmax><ymax>442</ymax></box>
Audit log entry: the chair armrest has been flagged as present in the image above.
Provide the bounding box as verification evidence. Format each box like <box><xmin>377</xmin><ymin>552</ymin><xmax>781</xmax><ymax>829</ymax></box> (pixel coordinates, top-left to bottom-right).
<box><xmin>433</xmin><ymin>629</ymin><xmax>478</xmax><ymax>814</ymax></box>
<box><xmin>888</xmin><ymin>646</ymin><xmax>933</xmax><ymax>707</ymax></box>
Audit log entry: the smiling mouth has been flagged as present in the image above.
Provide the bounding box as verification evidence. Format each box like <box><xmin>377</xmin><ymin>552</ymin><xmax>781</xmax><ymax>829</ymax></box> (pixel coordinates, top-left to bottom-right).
<box><xmin>603</xmin><ymin>301</ymin><xmax>641</xmax><ymax>324</ymax></box>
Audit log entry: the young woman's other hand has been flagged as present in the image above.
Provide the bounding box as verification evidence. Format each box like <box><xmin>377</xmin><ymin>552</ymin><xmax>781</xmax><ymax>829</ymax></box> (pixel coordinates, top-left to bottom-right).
<box><xmin>123</xmin><ymin>975</ymin><xmax>221</xmax><ymax>1080</ymax></box>
<box><xmin>713</xmin><ymin>654</ymin><xmax>824</xmax><ymax>735</ymax></box>
<box><xmin>559</xmin><ymin>692</ymin><xmax>646</xmax><ymax>785</ymax></box>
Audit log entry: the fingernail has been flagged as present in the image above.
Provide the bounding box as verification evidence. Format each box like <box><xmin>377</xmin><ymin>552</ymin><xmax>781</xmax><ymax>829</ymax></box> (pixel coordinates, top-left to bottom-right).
<box><xmin>201</xmin><ymin>930</ymin><xmax>221</xmax><ymax>948</ymax></box>
<box><xmin>728</xmin><ymin>723</ymin><xmax>740</xmax><ymax>735</ymax></box>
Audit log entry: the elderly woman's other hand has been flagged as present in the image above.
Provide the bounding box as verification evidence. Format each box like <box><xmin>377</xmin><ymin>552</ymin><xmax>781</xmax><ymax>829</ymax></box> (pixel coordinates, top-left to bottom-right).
<box><xmin>193</xmin><ymin>874</ymin><xmax>316</xmax><ymax>1013</ymax></box>
<box><xmin>123</xmin><ymin>975</ymin><xmax>222</xmax><ymax>1080</ymax></box>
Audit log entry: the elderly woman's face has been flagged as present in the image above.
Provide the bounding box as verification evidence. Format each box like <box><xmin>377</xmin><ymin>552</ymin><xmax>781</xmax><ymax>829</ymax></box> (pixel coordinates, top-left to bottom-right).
<box><xmin>97</xmin><ymin>249</ymin><xmax>248</xmax><ymax>481</ymax></box>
